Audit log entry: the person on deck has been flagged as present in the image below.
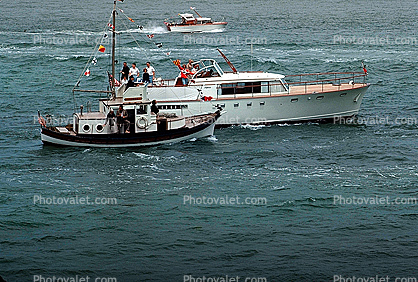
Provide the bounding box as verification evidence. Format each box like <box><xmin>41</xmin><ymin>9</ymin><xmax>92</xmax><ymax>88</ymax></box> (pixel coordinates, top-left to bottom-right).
<box><xmin>191</xmin><ymin>63</ymin><xmax>199</xmax><ymax>73</ymax></box>
<box><xmin>173</xmin><ymin>60</ymin><xmax>192</xmax><ymax>85</ymax></box>
<box><xmin>181</xmin><ymin>64</ymin><xmax>192</xmax><ymax>85</ymax></box>
<box><xmin>186</xmin><ymin>59</ymin><xmax>194</xmax><ymax>70</ymax></box>
<box><xmin>141</xmin><ymin>68</ymin><xmax>150</xmax><ymax>85</ymax></box>
<box><xmin>146</xmin><ymin>62</ymin><xmax>155</xmax><ymax>85</ymax></box>
<box><xmin>104</xmin><ymin>108</ymin><xmax>116</xmax><ymax>129</ymax></box>
<box><xmin>151</xmin><ymin>100</ymin><xmax>159</xmax><ymax>115</ymax></box>
<box><xmin>129</xmin><ymin>63</ymin><xmax>140</xmax><ymax>82</ymax></box>
<box><xmin>120</xmin><ymin>62</ymin><xmax>130</xmax><ymax>80</ymax></box>
<box><xmin>121</xmin><ymin>76</ymin><xmax>128</xmax><ymax>85</ymax></box>
<box><xmin>117</xmin><ymin>105</ymin><xmax>130</xmax><ymax>134</ymax></box>
<box><xmin>126</xmin><ymin>76</ymin><xmax>136</xmax><ymax>90</ymax></box>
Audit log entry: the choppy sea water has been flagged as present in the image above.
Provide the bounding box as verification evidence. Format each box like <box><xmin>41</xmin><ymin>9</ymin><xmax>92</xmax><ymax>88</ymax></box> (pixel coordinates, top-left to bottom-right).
<box><xmin>0</xmin><ymin>0</ymin><xmax>417</xmax><ymax>281</ymax></box>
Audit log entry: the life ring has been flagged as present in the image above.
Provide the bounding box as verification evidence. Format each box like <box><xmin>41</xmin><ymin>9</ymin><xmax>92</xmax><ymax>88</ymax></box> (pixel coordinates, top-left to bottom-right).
<box><xmin>136</xmin><ymin>116</ymin><xmax>148</xmax><ymax>129</ymax></box>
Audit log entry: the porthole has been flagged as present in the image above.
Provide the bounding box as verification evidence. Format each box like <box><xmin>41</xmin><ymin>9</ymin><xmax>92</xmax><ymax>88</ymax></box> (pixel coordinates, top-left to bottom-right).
<box><xmin>316</xmin><ymin>96</ymin><xmax>324</xmax><ymax>100</ymax></box>
<box><xmin>291</xmin><ymin>98</ymin><xmax>298</xmax><ymax>103</ymax></box>
<box><xmin>82</xmin><ymin>124</ymin><xmax>90</xmax><ymax>133</ymax></box>
<box><xmin>260</xmin><ymin>101</ymin><xmax>265</xmax><ymax>106</ymax></box>
<box><xmin>340</xmin><ymin>93</ymin><xmax>347</xmax><ymax>97</ymax></box>
<box><xmin>96</xmin><ymin>124</ymin><xmax>104</xmax><ymax>133</ymax></box>
<box><xmin>234</xmin><ymin>103</ymin><xmax>239</xmax><ymax>108</ymax></box>
<box><xmin>247</xmin><ymin>102</ymin><xmax>252</xmax><ymax>107</ymax></box>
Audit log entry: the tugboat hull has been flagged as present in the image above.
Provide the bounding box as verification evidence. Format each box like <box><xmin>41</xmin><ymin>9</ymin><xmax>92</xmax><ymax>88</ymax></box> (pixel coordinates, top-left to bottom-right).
<box><xmin>40</xmin><ymin>113</ymin><xmax>219</xmax><ymax>148</ymax></box>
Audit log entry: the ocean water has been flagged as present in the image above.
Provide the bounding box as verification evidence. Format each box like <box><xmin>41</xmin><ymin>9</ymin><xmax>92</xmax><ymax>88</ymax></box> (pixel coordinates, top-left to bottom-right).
<box><xmin>0</xmin><ymin>0</ymin><xmax>417</xmax><ymax>281</ymax></box>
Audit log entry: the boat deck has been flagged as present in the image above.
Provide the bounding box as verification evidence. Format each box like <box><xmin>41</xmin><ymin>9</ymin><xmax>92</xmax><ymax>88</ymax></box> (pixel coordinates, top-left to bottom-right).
<box><xmin>289</xmin><ymin>83</ymin><xmax>367</xmax><ymax>95</ymax></box>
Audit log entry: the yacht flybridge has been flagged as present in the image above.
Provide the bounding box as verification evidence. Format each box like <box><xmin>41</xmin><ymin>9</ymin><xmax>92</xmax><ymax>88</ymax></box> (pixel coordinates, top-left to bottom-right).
<box><xmin>146</xmin><ymin>49</ymin><xmax>370</xmax><ymax>126</ymax></box>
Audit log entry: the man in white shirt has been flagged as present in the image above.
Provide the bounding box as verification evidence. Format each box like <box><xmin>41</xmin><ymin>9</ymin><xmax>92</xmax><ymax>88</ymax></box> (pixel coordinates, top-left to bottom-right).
<box><xmin>146</xmin><ymin>62</ymin><xmax>155</xmax><ymax>85</ymax></box>
<box><xmin>129</xmin><ymin>63</ymin><xmax>140</xmax><ymax>82</ymax></box>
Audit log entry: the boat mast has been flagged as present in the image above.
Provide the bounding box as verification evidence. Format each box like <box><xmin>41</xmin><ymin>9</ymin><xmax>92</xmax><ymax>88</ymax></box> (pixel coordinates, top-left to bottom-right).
<box><xmin>217</xmin><ymin>48</ymin><xmax>238</xmax><ymax>74</ymax></box>
<box><xmin>111</xmin><ymin>0</ymin><xmax>116</xmax><ymax>97</ymax></box>
<box><xmin>190</xmin><ymin>7</ymin><xmax>203</xmax><ymax>18</ymax></box>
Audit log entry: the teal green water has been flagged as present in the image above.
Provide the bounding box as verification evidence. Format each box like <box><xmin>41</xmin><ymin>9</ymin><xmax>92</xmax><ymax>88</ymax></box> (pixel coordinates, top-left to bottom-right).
<box><xmin>0</xmin><ymin>0</ymin><xmax>417</xmax><ymax>281</ymax></box>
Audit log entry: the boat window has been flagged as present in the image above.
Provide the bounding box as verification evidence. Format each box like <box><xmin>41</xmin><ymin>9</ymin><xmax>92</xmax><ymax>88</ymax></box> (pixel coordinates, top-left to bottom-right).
<box><xmin>234</xmin><ymin>103</ymin><xmax>239</xmax><ymax>108</ymax></box>
<box><xmin>220</xmin><ymin>81</ymin><xmax>267</xmax><ymax>95</ymax></box>
<box><xmin>194</xmin><ymin>66</ymin><xmax>220</xmax><ymax>78</ymax></box>
<box><xmin>291</xmin><ymin>98</ymin><xmax>298</xmax><ymax>103</ymax></box>
<box><xmin>261</xmin><ymin>82</ymin><xmax>269</xmax><ymax>93</ymax></box>
<box><xmin>213</xmin><ymin>62</ymin><xmax>224</xmax><ymax>76</ymax></box>
<box><xmin>221</xmin><ymin>83</ymin><xmax>235</xmax><ymax>95</ymax></box>
<box><xmin>316</xmin><ymin>96</ymin><xmax>324</xmax><ymax>100</ymax></box>
<box><xmin>270</xmin><ymin>80</ymin><xmax>287</xmax><ymax>93</ymax></box>
<box><xmin>136</xmin><ymin>105</ymin><xmax>147</xmax><ymax>115</ymax></box>
<box><xmin>247</xmin><ymin>102</ymin><xmax>252</xmax><ymax>107</ymax></box>
<box><xmin>260</xmin><ymin>101</ymin><xmax>265</xmax><ymax>106</ymax></box>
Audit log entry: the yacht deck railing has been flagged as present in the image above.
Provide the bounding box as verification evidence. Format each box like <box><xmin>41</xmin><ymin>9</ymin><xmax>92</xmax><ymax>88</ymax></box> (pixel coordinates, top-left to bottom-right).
<box><xmin>284</xmin><ymin>71</ymin><xmax>368</xmax><ymax>94</ymax></box>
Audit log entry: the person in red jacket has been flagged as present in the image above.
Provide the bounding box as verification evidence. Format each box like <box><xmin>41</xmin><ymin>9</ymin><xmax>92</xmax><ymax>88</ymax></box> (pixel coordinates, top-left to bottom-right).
<box><xmin>174</xmin><ymin>60</ymin><xmax>192</xmax><ymax>85</ymax></box>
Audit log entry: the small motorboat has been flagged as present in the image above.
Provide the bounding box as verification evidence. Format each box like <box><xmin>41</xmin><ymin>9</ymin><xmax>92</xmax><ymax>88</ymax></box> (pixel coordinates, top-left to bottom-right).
<box><xmin>164</xmin><ymin>7</ymin><xmax>227</xmax><ymax>33</ymax></box>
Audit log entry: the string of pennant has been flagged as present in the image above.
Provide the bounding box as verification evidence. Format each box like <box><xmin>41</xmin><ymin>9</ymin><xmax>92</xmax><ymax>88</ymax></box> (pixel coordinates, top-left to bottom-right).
<box><xmin>117</xmin><ymin>8</ymin><xmax>177</xmax><ymax>59</ymax></box>
<box><xmin>84</xmin><ymin>5</ymin><xmax>177</xmax><ymax>78</ymax></box>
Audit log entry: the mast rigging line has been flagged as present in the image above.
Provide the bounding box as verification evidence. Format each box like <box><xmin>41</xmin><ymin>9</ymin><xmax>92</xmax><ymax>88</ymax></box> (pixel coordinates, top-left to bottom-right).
<box><xmin>116</xmin><ymin>8</ymin><xmax>179</xmax><ymax>73</ymax></box>
<box><xmin>72</xmin><ymin>14</ymin><xmax>113</xmax><ymax>112</ymax></box>
<box><xmin>116</xmin><ymin>8</ymin><xmax>201</xmax><ymax>117</ymax></box>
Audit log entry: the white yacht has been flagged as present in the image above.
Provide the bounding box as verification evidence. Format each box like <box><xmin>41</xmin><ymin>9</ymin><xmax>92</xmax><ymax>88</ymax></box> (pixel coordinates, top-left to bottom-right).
<box><xmin>164</xmin><ymin>8</ymin><xmax>227</xmax><ymax>33</ymax></box>
<box><xmin>144</xmin><ymin>50</ymin><xmax>370</xmax><ymax>127</ymax></box>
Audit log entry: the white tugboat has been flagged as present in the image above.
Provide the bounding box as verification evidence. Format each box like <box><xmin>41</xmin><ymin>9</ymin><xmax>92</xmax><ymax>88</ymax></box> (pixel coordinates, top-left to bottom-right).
<box><xmin>38</xmin><ymin>1</ymin><xmax>221</xmax><ymax>147</ymax></box>
<box><xmin>146</xmin><ymin>49</ymin><xmax>370</xmax><ymax>126</ymax></box>
<box><xmin>164</xmin><ymin>7</ymin><xmax>227</xmax><ymax>33</ymax></box>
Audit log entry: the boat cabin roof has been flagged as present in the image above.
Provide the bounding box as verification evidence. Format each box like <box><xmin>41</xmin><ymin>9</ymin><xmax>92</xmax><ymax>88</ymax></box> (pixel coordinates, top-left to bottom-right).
<box><xmin>190</xmin><ymin>59</ymin><xmax>285</xmax><ymax>83</ymax></box>
<box><xmin>179</xmin><ymin>13</ymin><xmax>195</xmax><ymax>20</ymax></box>
<box><xmin>196</xmin><ymin>17</ymin><xmax>212</xmax><ymax>21</ymax></box>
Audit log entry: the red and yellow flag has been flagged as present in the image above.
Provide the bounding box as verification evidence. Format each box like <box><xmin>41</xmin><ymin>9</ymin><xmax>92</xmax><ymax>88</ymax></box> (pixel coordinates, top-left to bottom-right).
<box><xmin>98</xmin><ymin>45</ymin><xmax>106</xmax><ymax>52</ymax></box>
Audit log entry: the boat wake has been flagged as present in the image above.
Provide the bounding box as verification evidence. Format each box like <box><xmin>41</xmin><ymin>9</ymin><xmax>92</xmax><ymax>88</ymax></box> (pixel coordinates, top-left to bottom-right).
<box><xmin>239</xmin><ymin>124</ymin><xmax>267</xmax><ymax>131</ymax></box>
<box><xmin>207</xmin><ymin>135</ymin><xmax>218</xmax><ymax>142</ymax></box>
<box><xmin>120</xmin><ymin>25</ymin><xmax>168</xmax><ymax>34</ymax></box>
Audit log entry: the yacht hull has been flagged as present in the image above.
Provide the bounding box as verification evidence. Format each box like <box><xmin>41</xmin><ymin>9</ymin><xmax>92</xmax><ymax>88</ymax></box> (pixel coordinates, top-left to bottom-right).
<box><xmin>165</xmin><ymin>22</ymin><xmax>227</xmax><ymax>32</ymax></box>
<box><xmin>148</xmin><ymin>84</ymin><xmax>370</xmax><ymax>126</ymax></box>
